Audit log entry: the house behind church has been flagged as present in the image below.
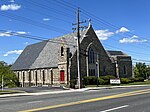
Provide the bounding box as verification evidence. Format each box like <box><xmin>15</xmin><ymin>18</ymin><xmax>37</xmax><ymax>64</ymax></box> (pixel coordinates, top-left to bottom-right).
<box><xmin>11</xmin><ymin>24</ymin><xmax>132</xmax><ymax>87</ymax></box>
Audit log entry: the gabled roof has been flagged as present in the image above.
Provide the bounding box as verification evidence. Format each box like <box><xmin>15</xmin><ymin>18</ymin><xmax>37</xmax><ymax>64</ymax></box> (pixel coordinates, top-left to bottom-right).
<box><xmin>106</xmin><ymin>50</ymin><xmax>131</xmax><ymax>63</ymax></box>
<box><xmin>11</xmin><ymin>29</ymin><xmax>88</xmax><ymax>71</ymax></box>
<box><xmin>11</xmin><ymin>41</ymin><xmax>47</xmax><ymax>70</ymax></box>
<box><xmin>106</xmin><ymin>50</ymin><xmax>127</xmax><ymax>56</ymax></box>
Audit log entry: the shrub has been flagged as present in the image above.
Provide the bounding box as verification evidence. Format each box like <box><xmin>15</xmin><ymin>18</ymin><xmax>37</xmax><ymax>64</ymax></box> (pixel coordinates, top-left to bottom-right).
<box><xmin>83</xmin><ymin>75</ymin><xmax>116</xmax><ymax>85</ymax></box>
<box><xmin>128</xmin><ymin>78</ymin><xmax>135</xmax><ymax>83</ymax></box>
<box><xmin>100</xmin><ymin>75</ymin><xmax>116</xmax><ymax>85</ymax></box>
<box><xmin>70</xmin><ymin>79</ymin><xmax>77</xmax><ymax>88</ymax></box>
<box><xmin>120</xmin><ymin>78</ymin><xmax>131</xmax><ymax>84</ymax></box>
<box><xmin>128</xmin><ymin>77</ymin><xmax>144</xmax><ymax>83</ymax></box>
<box><xmin>136</xmin><ymin>77</ymin><xmax>144</xmax><ymax>82</ymax></box>
<box><xmin>98</xmin><ymin>78</ymin><xmax>105</xmax><ymax>85</ymax></box>
<box><xmin>83</xmin><ymin>76</ymin><xmax>98</xmax><ymax>85</ymax></box>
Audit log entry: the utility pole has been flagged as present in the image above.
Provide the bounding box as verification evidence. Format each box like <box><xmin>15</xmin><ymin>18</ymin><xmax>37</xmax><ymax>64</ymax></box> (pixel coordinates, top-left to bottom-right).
<box><xmin>72</xmin><ymin>8</ymin><xmax>86</xmax><ymax>89</ymax></box>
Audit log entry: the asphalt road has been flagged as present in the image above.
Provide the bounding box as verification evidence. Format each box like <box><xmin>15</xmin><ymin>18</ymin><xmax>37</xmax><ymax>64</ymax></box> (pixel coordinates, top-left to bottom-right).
<box><xmin>0</xmin><ymin>86</ymin><xmax>150</xmax><ymax>112</ymax></box>
<box><xmin>3</xmin><ymin>86</ymin><xmax>64</xmax><ymax>93</ymax></box>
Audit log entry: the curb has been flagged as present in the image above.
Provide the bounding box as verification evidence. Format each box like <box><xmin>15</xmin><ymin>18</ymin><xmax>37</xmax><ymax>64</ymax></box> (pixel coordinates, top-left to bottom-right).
<box><xmin>86</xmin><ymin>85</ymin><xmax>150</xmax><ymax>91</ymax></box>
<box><xmin>1</xmin><ymin>85</ymin><xmax>150</xmax><ymax>98</ymax></box>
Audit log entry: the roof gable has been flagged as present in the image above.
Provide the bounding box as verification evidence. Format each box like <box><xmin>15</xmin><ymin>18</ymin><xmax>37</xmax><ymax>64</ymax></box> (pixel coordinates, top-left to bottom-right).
<box><xmin>107</xmin><ymin>50</ymin><xmax>127</xmax><ymax>56</ymax></box>
<box><xmin>11</xmin><ymin>41</ymin><xmax>47</xmax><ymax>70</ymax></box>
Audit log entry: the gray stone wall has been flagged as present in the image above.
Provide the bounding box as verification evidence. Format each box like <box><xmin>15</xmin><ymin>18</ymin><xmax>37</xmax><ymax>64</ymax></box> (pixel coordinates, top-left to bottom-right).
<box><xmin>58</xmin><ymin>45</ymin><xmax>70</xmax><ymax>85</ymax></box>
<box><xmin>117</xmin><ymin>56</ymin><xmax>132</xmax><ymax>78</ymax></box>
<box><xmin>14</xmin><ymin>67</ymin><xmax>59</xmax><ymax>87</ymax></box>
<box><xmin>70</xmin><ymin>26</ymin><xmax>116</xmax><ymax>82</ymax></box>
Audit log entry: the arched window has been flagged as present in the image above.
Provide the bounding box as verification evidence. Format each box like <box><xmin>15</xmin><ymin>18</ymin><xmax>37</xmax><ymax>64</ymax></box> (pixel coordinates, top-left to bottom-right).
<box><xmin>42</xmin><ymin>70</ymin><xmax>45</xmax><ymax>85</ymax></box>
<box><xmin>103</xmin><ymin>66</ymin><xmax>106</xmax><ymax>74</ymax></box>
<box><xmin>28</xmin><ymin>71</ymin><xmax>31</xmax><ymax>86</ymax></box>
<box><xmin>88</xmin><ymin>48</ymin><xmax>95</xmax><ymax>64</ymax></box>
<box><xmin>17</xmin><ymin>72</ymin><xmax>20</xmax><ymax>80</ymax></box>
<box><xmin>35</xmin><ymin>71</ymin><xmax>38</xmax><ymax>86</ymax></box>
<box><xmin>22</xmin><ymin>72</ymin><xmax>25</xmax><ymax>87</ymax></box>
<box><xmin>61</xmin><ymin>46</ymin><xmax>64</xmax><ymax>56</ymax></box>
<box><xmin>89</xmin><ymin>69</ymin><xmax>95</xmax><ymax>76</ymax></box>
<box><xmin>123</xmin><ymin>66</ymin><xmax>127</xmax><ymax>75</ymax></box>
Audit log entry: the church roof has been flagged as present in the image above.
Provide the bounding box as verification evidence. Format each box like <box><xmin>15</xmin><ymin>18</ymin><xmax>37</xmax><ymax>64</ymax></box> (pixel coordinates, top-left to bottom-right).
<box><xmin>106</xmin><ymin>50</ymin><xmax>131</xmax><ymax>63</ymax></box>
<box><xmin>106</xmin><ymin>50</ymin><xmax>127</xmax><ymax>56</ymax></box>
<box><xmin>11</xmin><ymin>30</ymin><xmax>87</xmax><ymax>71</ymax></box>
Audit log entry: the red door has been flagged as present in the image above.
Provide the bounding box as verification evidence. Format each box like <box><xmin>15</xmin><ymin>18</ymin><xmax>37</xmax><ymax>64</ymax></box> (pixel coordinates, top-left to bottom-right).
<box><xmin>60</xmin><ymin>70</ymin><xmax>65</xmax><ymax>82</ymax></box>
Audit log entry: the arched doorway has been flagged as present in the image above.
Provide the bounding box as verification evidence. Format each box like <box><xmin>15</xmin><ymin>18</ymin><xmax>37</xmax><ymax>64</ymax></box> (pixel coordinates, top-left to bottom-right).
<box><xmin>50</xmin><ymin>70</ymin><xmax>53</xmax><ymax>85</ymax></box>
<box><xmin>60</xmin><ymin>70</ymin><xmax>65</xmax><ymax>83</ymax></box>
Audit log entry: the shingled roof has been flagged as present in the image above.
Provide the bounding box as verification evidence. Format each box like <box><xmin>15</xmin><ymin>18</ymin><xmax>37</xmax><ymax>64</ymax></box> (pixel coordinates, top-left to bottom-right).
<box><xmin>106</xmin><ymin>50</ymin><xmax>127</xmax><ymax>56</ymax></box>
<box><xmin>11</xmin><ymin>30</ymin><xmax>87</xmax><ymax>71</ymax></box>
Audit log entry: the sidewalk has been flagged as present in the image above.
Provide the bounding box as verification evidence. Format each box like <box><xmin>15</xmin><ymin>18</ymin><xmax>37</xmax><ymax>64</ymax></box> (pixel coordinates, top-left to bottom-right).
<box><xmin>0</xmin><ymin>85</ymin><xmax>150</xmax><ymax>98</ymax></box>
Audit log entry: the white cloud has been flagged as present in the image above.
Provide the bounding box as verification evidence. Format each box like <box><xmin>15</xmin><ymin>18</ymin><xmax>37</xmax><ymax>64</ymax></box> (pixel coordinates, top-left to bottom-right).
<box><xmin>116</xmin><ymin>27</ymin><xmax>129</xmax><ymax>33</ymax></box>
<box><xmin>9</xmin><ymin>19</ymin><xmax>12</xmax><ymax>21</ymax></box>
<box><xmin>43</xmin><ymin>18</ymin><xmax>50</xmax><ymax>21</ymax></box>
<box><xmin>132</xmin><ymin>35</ymin><xmax>138</xmax><ymax>38</ymax></box>
<box><xmin>0</xmin><ymin>31</ymin><xmax>12</xmax><ymax>37</ymax></box>
<box><xmin>16</xmin><ymin>31</ymin><xmax>27</xmax><ymax>35</ymax></box>
<box><xmin>0</xmin><ymin>4</ymin><xmax>21</xmax><ymax>11</ymax></box>
<box><xmin>0</xmin><ymin>31</ymin><xmax>28</xmax><ymax>37</ymax></box>
<box><xmin>9</xmin><ymin>0</ymin><xmax>15</xmax><ymax>3</ymax></box>
<box><xmin>119</xmin><ymin>35</ymin><xmax>147</xmax><ymax>43</ymax></box>
<box><xmin>3</xmin><ymin>50</ymin><xmax>23</xmax><ymax>57</ymax></box>
<box><xmin>24</xmin><ymin>42</ymin><xmax>29</xmax><ymax>45</ymax></box>
<box><xmin>95</xmin><ymin>30</ymin><xmax>114</xmax><ymax>40</ymax></box>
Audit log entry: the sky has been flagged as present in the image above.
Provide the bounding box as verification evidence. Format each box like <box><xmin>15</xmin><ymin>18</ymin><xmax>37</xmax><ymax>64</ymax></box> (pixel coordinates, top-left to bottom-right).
<box><xmin>0</xmin><ymin>0</ymin><xmax>150</xmax><ymax>65</ymax></box>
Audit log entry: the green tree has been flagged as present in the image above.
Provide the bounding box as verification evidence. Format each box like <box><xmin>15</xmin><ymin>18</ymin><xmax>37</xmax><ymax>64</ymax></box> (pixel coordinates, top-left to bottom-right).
<box><xmin>0</xmin><ymin>61</ymin><xmax>19</xmax><ymax>88</ymax></box>
<box><xmin>146</xmin><ymin>66</ymin><xmax>150</xmax><ymax>79</ymax></box>
<box><xmin>134</xmin><ymin>62</ymin><xmax>148</xmax><ymax>79</ymax></box>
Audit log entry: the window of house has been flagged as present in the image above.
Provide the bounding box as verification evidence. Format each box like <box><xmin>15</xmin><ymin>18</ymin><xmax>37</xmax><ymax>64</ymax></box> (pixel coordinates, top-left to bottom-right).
<box><xmin>22</xmin><ymin>72</ymin><xmax>25</xmax><ymax>81</ymax></box>
<box><xmin>22</xmin><ymin>72</ymin><xmax>25</xmax><ymax>87</ymax></box>
<box><xmin>103</xmin><ymin>66</ymin><xmax>106</xmax><ymax>74</ymax></box>
<box><xmin>35</xmin><ymin>71</ymin><xmax>38</xmax><ymax>86</ymax></box>
<box><xmin>61</xmin><ymin>46</ymin><xmax>64</xmax><ymax>56</ymax></box>
<box><xmin>89</xmin><ymin>69</ymin><xmax>95</xmax><ymax>76</ymax></box>
<box><xmin>42</xmin><ymin>70</ymin><xmax>45</xmax><ymax>84</ymax></box>
<box><xmin>17</xmin><ymin>72</ymin><xmax>20</xmax><ymax>80</ymax></box>
<box><xmin>88</xmin><ymin>48</ymin><xmax>95</xmax><ymax>64</ymax></box>
<box><xmin>29</xmin><ymin>71</ymin><xmax>31</xmax><ymax>82</ymax></box>
<box><xmin>123</xmin><ymin>66</ymin><xmax>127</xmax><ymax>75</ymax></box>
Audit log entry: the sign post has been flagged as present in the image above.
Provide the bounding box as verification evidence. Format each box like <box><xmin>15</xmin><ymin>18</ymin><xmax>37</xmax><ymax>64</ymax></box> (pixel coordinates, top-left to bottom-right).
<box><xmin>110</xmin><ymin>78</ymin><xmax>121</xmax><ymax>85</ymax></box>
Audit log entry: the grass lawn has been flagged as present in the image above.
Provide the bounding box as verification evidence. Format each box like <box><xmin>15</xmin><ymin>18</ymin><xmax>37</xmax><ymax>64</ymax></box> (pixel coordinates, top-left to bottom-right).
<box><xmin>0</xmin><ymin>90</ymin><xmax>24</xmax><ymax>95</ymax></box>
<box><xmin>86</xmin><ymin>80</ymin><xmax>150</xmax><ymax>87</ymax></box>
<box><xmin>122</xmin><ymin>80</ymin><xmax>150</xmax><ymax>85</ymax></box>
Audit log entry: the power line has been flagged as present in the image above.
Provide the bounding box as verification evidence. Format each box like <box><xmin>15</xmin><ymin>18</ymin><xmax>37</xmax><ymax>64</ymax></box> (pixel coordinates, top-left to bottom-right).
<box><xmin>23</xmin><ymin>0</ymin><xmax>75</xmax><ymax>19</ymax></box>
<box><xmin>23</xmin><ymin>5</ymin><xmax>72</xmax><ymax>24</ymax></box>
<box><xmin>0</xmin><ymin>11</ymin><xmax>70</xmax><ymax>34</ymax></box>
<box><xmin>1</xmin><ymin>1</ymin><xmax>149</xmax><ymax>64</ymax></box>
<box><xmin>55</xmin><ymin>1</ymin><xmax>150</xmax><ymax>44</ymax></box>
<box><xmin>0</xmin><ymin>30</ymin><xmax>77</xmax><ymax>47</ymax></box>
<box><xmin>49</xmin><ymin>0</ymin><xmax>76</xmax><ymax>11</ymax></box>
<box><xmin>1</xmin><ymin>29</ymin><xmax>150</xmax><ymax>64</ymax></box>
<box><xmin>80</xmin><ymin>48</ymin><xmax>150</xmax><ymax>64</ymax></box>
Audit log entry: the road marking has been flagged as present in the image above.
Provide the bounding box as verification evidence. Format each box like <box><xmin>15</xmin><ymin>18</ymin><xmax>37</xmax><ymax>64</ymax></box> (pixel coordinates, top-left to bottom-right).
<box><xmin>100</xmin><ymin>105</ymin><xmax>129</xmax><ymax>112</ymax></box>
<box><xmin>27</xmin><ymin>101</ymin><xmax>43</xmax><ymax>104</ymax></box>
<box><xmin>18</xmin><ymin>88</ymin><xmax>150</xmax><ymax>112</ymax></box>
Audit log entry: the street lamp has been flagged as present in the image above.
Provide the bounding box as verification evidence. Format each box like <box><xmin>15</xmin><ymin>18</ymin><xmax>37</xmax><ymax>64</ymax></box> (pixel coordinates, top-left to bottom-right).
<box><xmin>96</xmin><ymin>53</ymin><xmax>99</xmax><ymax>86</ymax></box>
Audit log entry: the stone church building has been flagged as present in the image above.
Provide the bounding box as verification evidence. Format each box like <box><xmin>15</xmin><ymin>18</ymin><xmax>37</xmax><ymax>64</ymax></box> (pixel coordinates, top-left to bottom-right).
<box><xmin>11</xmin><ymin>24</ymin><xmax>132</xmax><ymax>87</ymax></box>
